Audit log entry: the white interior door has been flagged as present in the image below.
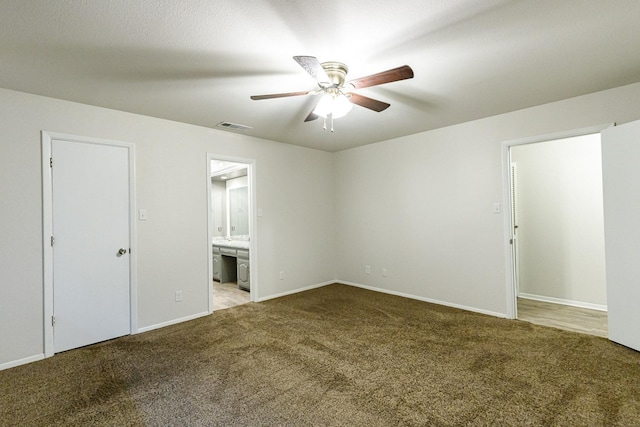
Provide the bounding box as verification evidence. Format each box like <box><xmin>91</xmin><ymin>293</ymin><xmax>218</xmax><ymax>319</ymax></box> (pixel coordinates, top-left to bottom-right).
<box><xmin>52</xmin><ymin>139</ymin><xmax>131</xmax><ymax>353</ymax></box>
<box><xmin>602</xmin><ymin>120</ymin><xmax>640</xmax><ymax>352</ymax></box>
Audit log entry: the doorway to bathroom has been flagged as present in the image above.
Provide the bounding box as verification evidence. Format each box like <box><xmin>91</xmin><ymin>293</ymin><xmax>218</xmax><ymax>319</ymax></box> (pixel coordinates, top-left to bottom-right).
<box><xmin>207</xmin><ymin>155</ymin><xmax>256</xmax><ymax>312</ymax></box>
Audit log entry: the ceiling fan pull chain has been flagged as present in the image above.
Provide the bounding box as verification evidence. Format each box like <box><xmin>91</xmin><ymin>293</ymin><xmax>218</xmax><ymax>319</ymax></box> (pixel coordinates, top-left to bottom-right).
<box><xmin>330</xmin><ymin>114</ymin><xmax>334</xmax><ymax>132</ymax></box>
<box><xmin>322</xmin><ymin>117</ymin><xmax>327</xmax><ymax>130</ymax></box>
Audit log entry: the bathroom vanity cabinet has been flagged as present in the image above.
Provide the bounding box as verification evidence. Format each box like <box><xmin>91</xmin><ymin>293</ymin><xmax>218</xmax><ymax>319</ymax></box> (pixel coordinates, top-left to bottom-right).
<box><xmin>212</xmin><ymin>243</ymin><xmax>250</xmax><ymax>291</ymax></box>
<box><xmin>236</xmin><ymin>250</ymin><xmax>250</xmax><ymax>291</ymax></box>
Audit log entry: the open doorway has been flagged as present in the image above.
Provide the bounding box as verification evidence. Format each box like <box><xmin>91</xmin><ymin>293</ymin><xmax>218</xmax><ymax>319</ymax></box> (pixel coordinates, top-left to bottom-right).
<box><xmin>207</xmin><ymin>156</ymin><xmax>256</xmax><ymax>312</ymax></box>
<box><xmin>504</xmin><ymin>128</ymin><xmax>608</xmax><ymax>337</ymax></box>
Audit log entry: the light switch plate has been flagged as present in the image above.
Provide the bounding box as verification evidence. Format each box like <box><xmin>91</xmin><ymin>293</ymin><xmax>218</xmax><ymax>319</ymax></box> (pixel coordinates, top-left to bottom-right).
<box><xmin>139</xmin><ymin>209</ymin><xmax>148</xmax><ymax>220</ymax></box>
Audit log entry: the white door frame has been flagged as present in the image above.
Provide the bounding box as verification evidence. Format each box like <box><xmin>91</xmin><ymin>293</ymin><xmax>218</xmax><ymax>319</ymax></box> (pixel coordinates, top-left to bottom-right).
<box><xmin>206</xmin><ymin>153</ymin><xmax>258</xmax><ymax>313</ymax></box>
<box><xmin>501</xmin><ymin>124</ymin><xmax>612</xmax><ymax>319</ymax></box>
<box><xmin>42</xmin><ymin>131</ymin><xmax>137</xmax><ymax>357</ymax></box>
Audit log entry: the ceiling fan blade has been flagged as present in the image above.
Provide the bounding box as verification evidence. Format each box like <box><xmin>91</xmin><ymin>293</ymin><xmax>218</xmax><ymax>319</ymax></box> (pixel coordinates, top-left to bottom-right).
<box><xmin>294</xmin><ymin>56</ymin><xmax>331</xmax><ymax>84</ymax></box>
<box><xmin>346</xmin><ymin>65</ymin><xmax>414</xmax><ymax>90</ymax></box>
<box><xmin>250</xmin><ymin>90</ymin><xmax>310</xmax><ymax>100</ymax></box>
<box><xmin>348</xmin><ymin>93</ymin><xmax>390</xmax><ymax>112</ymax></box>
<box><xmin>304</xmin><ymin>111</ymin><xmax>320</xmax><ymax>122</ymax></box>
<box><xmin>303</xmin><ymin>98</ymin><xmax>321</xmax><ymax>122</ymax></box>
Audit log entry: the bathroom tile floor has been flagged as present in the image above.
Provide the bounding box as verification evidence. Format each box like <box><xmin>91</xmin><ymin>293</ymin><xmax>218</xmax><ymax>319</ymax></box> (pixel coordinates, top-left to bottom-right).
<box><xmin>213</xmin><ymin>281</ymin><xmax>251</xmax><ymax>311</ymax></box>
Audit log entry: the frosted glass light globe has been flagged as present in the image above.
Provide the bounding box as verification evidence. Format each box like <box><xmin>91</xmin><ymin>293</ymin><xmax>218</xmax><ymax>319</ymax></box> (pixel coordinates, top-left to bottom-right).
<box><xmin>313</xmin><ymin>93</ymin><xmax>353</xmax><ymax>118</ymax></box>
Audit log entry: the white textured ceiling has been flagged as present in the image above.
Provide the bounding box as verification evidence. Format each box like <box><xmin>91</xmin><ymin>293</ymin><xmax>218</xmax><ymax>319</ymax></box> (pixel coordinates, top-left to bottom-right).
<box><xmin>1</xmin><ymin>0</ymin><xmax>640</xmax><ymax>152</ymax></box>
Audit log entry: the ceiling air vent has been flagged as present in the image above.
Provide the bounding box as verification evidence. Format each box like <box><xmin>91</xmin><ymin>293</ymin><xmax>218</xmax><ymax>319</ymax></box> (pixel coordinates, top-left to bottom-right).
<box><xmin>216</xmin><ymin>121</ymin><xmax>253</xmax><ymax>131</ymax></box>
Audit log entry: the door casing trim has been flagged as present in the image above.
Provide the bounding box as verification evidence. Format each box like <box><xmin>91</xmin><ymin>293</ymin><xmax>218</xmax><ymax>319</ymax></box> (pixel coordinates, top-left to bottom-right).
<box><xmin>41</xmin><ymin>131</ymin><xmax>137</xmax><ymax>357</ymax></box>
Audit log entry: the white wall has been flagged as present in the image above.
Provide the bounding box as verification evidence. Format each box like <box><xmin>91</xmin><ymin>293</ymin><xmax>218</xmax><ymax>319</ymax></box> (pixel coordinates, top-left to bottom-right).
<box><xmin>511</xmin><ymin>134</ymin><xmax>606</xmax><ymax>306</ymax></box>
<box><xmin>5</xmin><ymin>81</ymin><xmax>640</xmax><ymax>369</ymax></box>
<box><xmin>0</xmin><ymin>88</ymin><xmax>335</xmax><ymax>367</ymax></box>
<box><xmin>334</xmin><ymin>83</ymin><xmax>640</xmax><ymax>317</ymax></box>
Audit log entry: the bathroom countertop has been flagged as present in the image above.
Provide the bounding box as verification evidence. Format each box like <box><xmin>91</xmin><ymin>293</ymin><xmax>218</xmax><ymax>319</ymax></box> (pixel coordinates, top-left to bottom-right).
<box><xmin>212</xmin><ymin>239</ymin><xmax>250</xmax><ymax>250</ymax></box>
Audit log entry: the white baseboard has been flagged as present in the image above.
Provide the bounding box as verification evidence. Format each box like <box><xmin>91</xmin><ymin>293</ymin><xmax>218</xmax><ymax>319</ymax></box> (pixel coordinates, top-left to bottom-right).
<box><xmin>0</xmin><ymin>353</ymin><xmax>44</xmax><ymax>371</ymax></box>
<box><xmin>337</xmin><ymin>280</ymin><xmax>507</xmax><ymax>319</ymax></box>
<box><xmin>135</xmin><ymin>311</ymin><xmax>210</xmax><ymax>334</ymax></box>
<box><xmin>0</xmin><ymin>280</ymin><xmax>517</xmax><ymax>371</ymax></box>
<box><xmin>256</xmin><ymin>280</ymin><xmax>334</xmax><ymax>302</ymax></box>
<box><xmin>518</xmin><ymin>293</ymin><xmax>607</xmax><ymax>312</ymax></box>
<box><xmin>125</xmin><ymin>280</ymin><xmax>337</xmax><ymax>333</ymax></box>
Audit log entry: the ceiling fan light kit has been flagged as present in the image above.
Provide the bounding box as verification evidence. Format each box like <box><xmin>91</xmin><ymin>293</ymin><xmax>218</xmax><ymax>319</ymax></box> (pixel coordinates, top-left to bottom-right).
<box><xmin>313</xmin><ymin>91</ymin><xmax>352</xmax><ymax>118</ymax></box>
<box><xmin>250</xmin><ymin>56</ymin><xmax>413</xmax><ymax>133</ymax></box>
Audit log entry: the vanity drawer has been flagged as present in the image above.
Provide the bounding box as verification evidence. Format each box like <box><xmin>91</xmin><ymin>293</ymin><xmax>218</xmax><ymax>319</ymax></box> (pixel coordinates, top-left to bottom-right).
<box><xmin>220</xmin><ymin>247</ymin><xmax>237</xmax><ymax>257</ymax></box>
<box><xmin>237</xmin><ymin>249</ymin><xmax>249</xmax><ymax>259</ymax></box>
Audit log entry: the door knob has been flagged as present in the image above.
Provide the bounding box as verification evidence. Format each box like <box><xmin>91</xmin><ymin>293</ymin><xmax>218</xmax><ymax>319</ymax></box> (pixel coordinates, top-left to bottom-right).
<box><xmin>117</xmin><ymin>248</ymin><xmax>127</xmax><ymax>257</ymax></box>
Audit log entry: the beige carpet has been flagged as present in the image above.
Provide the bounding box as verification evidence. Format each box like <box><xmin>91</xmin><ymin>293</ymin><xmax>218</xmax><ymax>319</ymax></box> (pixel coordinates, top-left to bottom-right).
<box><xmin>2</xmin><ymin>284</ymin><xmax>640</xmax><ymax>426</ymax></box>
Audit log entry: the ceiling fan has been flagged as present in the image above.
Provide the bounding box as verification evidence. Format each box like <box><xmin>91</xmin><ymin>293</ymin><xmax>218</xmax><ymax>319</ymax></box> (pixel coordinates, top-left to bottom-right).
<box><xmin>250</xmin><ymin>56</ymin><xmax>414</xmax><ymax>131</ymax></box>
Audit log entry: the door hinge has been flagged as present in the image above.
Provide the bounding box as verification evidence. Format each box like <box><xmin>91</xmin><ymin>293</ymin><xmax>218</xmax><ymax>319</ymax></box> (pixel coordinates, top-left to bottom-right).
<box><xmin>51</xmin><ymin>236</ymin><xmax>55</xmax><ymax>247</ymax></box>
<box><xmin>50</xmin><ymin>157</ymin><xmax>53</xmax><ymax>168</ymax></box>
<box><xmin>51</xmin><ymin>316</ymin><xmax>56</xmax><ymax>327</ymax></box>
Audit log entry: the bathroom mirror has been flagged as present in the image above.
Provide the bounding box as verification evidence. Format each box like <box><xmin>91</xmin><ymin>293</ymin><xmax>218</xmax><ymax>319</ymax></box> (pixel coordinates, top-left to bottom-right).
<box><xmin>229</xmin><ymin>186</ymin><xmax>249</xmax><ymax>236</ymax></box>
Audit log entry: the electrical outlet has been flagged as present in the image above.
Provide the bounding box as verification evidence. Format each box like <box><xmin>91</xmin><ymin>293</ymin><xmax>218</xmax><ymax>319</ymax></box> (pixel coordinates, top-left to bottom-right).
<box><xmin>279</xmin><ymin>271</ymin><xmax>285</xmax><ymax>280</ymax></box>
<box><xmin>175</xmin><ymin>291</ymin><xmax>183</xmax><ymax>302</ymax></box>
<box><xmin>382</xmin><ymin>268</ymin><xmax>388</xmax><ymax>277</ymax></box>
<box><xmin>365</xmin><ymin>265</ymin><xmax>371</xmax><ymax>274</ymax></box>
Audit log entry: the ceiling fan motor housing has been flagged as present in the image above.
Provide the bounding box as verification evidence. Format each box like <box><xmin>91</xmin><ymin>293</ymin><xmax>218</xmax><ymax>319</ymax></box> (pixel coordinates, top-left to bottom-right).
<box><xmin>321</xmin><ymin>62</ymin><xmax>348</xmax><ymax>86</ymax></box>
